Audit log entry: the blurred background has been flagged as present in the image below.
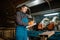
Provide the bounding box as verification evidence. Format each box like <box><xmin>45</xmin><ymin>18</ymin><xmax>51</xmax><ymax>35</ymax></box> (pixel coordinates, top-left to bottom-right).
<box><xmin>0</xmin><ymin>0</ymin><xmax>60</xmax><ymax>40</ymax></box>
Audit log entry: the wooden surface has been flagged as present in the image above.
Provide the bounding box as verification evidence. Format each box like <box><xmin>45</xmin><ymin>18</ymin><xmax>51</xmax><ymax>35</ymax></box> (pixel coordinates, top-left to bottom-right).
<box><xmin>0</xmin><ymin>27</ymin><xmax>15</xmax><ymax>40</ymax></box>
<box><xmin>39</xmin><ymin>31</ymin><xmax>55</xmax><ymax>37</ymax></box>
<box><xmin>39</xmin><ymin>31</ymin><xmax>55</xmax><ymax>40</ymax></box>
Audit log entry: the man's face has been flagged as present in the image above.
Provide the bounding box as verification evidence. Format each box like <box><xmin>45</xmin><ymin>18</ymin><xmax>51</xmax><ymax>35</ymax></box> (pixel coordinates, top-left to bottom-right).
<box><xmin>21</xmin><ymin>6</ymin><xmax>28</xmax><ymax>13</ymax></box>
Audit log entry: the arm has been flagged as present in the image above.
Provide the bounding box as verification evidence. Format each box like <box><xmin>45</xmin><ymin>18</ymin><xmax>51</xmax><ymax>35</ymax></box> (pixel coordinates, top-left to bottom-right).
<box><xmin>16</xmin><ymin>12</ymin><xmax>28</xmax><ymax>26</ymax></box>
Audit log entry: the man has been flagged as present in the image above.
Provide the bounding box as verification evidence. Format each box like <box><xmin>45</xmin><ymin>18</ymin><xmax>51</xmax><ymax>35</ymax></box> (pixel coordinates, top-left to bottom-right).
<box><xmin>16</xmin><ymin>5</ymin><xmax>30</xmax><ymax>40</ymax></box>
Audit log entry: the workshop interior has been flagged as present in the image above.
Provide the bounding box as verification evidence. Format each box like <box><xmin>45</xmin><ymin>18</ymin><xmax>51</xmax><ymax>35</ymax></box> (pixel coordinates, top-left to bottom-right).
<box><xmin>0</xmin><ymin>0</ymin><xmax>60</xmax><ymax>40</ymax></box>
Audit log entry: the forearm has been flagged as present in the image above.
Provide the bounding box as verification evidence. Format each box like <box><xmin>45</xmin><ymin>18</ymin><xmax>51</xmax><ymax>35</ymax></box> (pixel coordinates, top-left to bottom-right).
<box><xmin>17</xmin><ymin>19</ymin><xmax>28</xmax><ymax>26</ymax></box>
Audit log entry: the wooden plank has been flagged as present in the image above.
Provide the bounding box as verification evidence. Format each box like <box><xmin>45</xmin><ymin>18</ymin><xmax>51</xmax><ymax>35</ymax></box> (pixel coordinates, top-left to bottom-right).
<box><xmin>39</xmin><ymin>31</ymin><xmax>55</xmax><ymax>38</ymax></box>
<box><xmin>39</xmin><ymin>31</ymin><xmax>55</xmax><ymax>40</ymax></box>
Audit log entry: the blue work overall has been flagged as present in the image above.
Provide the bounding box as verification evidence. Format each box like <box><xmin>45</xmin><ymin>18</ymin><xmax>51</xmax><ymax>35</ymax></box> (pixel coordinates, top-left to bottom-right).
<box><xmin>16</xmin><ymin>17</ymin><xmax>28</xmax><ymax>40</ymax></box>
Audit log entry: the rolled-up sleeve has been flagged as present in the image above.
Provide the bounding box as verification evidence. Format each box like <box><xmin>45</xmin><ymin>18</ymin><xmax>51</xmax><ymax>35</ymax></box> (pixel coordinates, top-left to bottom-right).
<box><xmin>16</xmin><ymin>12</ymin><xmax>28</xmax><ymax>26</ymax></box>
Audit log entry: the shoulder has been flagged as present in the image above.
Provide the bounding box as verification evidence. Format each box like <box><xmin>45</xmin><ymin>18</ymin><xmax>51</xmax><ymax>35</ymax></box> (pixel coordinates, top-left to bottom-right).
<box><xmin>16</xmin><ymin>11</ymin><xmax>22</xmax><ymax>15</ymax></box>
<box><xmin>16</xmin><ymin>11</ymin><xmax>21</xmax><ymax>14</ymax></box>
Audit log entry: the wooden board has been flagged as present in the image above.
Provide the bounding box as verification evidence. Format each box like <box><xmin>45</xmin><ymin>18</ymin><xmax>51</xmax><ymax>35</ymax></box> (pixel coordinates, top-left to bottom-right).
<box><xmin>39</xmin><ymin>31</ymin><xmax>55</xmax><ymax>38</ymax></box>
<box><xmin>39</xmin><ymin>31</ymin><xmax>55</xmax><ymax>40</ymax></box>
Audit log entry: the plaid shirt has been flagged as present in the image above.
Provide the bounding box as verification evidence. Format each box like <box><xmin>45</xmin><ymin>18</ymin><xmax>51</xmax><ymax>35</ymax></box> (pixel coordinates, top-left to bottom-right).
<box><xmin>16</xmin><ymin>11</ymin><xmax>28</xmax><ymax>26</ymax></box>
